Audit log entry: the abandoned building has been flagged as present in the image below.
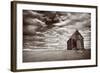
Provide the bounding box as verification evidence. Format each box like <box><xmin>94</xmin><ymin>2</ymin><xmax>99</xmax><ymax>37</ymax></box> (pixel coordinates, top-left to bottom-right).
<box><xmin>67</xmin><ymin>30</ymin><xmax>84</xmax><ymax>50</ymax></box>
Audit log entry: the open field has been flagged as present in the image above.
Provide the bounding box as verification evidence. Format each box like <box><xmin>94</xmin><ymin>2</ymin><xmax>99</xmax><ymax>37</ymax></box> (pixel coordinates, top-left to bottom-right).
<box><xmin>23</xmin><ymin>49</ymin><xmax>91</xmax><ymax>62</ymax></box>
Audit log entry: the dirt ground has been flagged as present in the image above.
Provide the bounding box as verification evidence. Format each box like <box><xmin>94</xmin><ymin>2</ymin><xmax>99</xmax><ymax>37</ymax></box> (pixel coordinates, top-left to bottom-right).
<box><xmin>23</xmin><ymin>49</ymin><xmax>91</xmax><ymax>62</ymax></box>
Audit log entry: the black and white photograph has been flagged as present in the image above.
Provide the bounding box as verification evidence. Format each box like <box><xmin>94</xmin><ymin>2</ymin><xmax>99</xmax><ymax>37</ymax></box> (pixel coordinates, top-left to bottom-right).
<box><xmin>11</xmin><ymin>1</ymin><xmax>97</xmax><ymax>71</ymax></box>
<box><xmin>23</xmin><ymin>10</ymin><xmax>91</xmax><ymax>62</ymax></box>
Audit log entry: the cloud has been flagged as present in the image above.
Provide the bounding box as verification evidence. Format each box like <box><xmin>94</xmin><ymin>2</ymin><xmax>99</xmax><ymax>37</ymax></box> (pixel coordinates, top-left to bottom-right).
<box><xmin>23</xmin><ymin>10</ymin><xmax>43</xmax><ymax>19</ymax></box>
<box><xmin>53</xmin><ymin>19</ymin><xmax>71</xmax><ymax>26</ymax></box>
<box><xmin>23</xmin><ymin>10</ymin><xmax>91</xmax><ymax>49</ymax></box>
<box><xmin>23</xmin><ymin>18</ymin><xmax>47</xmax><ymax>35</ymax></box>
<box><xmin>23</xmin><ymin>10</ymin><xmax>48</xmax><ymax>35</ymax></box>
<box><xmin>53</xmin><ymin>12</ymin><xmax>91</xmax><ymax>30</ymax></box>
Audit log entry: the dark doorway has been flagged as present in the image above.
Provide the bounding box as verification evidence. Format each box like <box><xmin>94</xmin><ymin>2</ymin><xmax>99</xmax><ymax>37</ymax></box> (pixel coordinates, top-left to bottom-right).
<box><xmin>73</xmin><ymin>39</ymin><xmax>77</xmax><ymax>49</ymax></box>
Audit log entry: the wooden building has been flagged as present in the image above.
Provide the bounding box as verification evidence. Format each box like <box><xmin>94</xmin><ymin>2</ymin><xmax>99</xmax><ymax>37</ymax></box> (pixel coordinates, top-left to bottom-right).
<box><xmin>67</xmin><ymin>30</ymin><xmax>84</xmax><ymax>50</ymax></box>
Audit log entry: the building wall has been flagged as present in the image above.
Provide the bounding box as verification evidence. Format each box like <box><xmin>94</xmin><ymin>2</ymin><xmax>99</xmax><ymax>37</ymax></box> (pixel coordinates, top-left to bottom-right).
<box><xmin>67</xmin><ymin>33</ymin><xmax>84</xmax><ymax>50</ymax></box>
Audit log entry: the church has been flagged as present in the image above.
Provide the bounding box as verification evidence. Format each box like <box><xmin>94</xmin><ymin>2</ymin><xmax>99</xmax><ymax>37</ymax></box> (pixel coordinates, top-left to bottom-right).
<box><xmin>67</xmin><ymin>30</ymin><xmax>84</xmax><ymax>50</ymax></box>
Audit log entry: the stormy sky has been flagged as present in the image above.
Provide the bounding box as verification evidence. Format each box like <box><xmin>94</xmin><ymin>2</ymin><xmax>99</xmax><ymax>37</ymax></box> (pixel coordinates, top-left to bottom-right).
<box><xmin>23</xmin><ymin>10</ymin><xmax>91</xmax><ymax>50</ymax></box>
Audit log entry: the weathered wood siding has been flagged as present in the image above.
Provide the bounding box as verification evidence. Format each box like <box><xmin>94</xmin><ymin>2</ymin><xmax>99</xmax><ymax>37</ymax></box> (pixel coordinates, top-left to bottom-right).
<box><xmin>67</xmin><ymin>30</ymin><xmax>84</xmax><ymax>50</ymax></box>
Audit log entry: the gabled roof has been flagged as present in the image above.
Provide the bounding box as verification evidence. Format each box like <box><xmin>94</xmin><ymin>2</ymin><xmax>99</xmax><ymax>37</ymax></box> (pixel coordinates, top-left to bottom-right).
<box><xmin>69</xmin><ymin>30</ymin><xmax>84</xmax><ymax>40</ymax></box>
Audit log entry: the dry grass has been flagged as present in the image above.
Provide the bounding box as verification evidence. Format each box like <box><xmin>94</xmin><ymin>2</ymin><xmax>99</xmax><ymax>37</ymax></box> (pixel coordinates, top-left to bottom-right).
<box><xmin>23</xmin><ymin>49</ymin><xmax>91</xmax><ymax>62</ymax></box>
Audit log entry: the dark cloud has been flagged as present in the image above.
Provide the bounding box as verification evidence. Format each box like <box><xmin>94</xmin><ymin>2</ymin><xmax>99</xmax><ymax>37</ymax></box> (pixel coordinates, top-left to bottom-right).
<box><xmin>23</xmin><ymin>10</ymin><xmax>91</xmax><ymax>49</ymax></box>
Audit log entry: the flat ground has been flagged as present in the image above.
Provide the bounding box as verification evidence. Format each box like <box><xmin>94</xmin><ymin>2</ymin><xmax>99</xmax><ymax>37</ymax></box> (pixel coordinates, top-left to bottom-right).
<box><xmin>23</xmin><ymin>49</ymin><xmax>91</xmax><ymax>62</ymax></box>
